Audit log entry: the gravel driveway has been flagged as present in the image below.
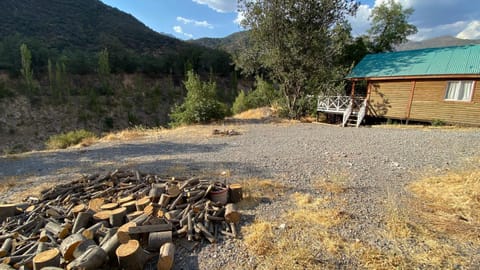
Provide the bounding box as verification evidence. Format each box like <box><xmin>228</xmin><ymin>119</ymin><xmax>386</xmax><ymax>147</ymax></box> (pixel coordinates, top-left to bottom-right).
<box><xmin>1</xmin><ymin>123</ymin><xmax>479</xmax><ymax>269</ymax></box>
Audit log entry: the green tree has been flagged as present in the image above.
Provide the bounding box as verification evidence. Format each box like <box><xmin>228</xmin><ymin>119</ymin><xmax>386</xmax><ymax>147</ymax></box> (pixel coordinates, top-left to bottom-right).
<box><xmin>98</xmin><ymin>48</ymin><xmax>111</xmax><ymax>94</ymax></box>
<box><xmin>169</xmin><ymin>70</ymin><xmax>226</xmax><ymax>126</ymax></box>
<box><xmin>232</xmin><ymin>90</ymin><xmax>248</xmax><ymax>115</ymax></box>
<box><xmin>20</xmin><ymin>43</ymin><xmax>35</xmax><ymax>93</ymax></box>
<box><xmin>238</xmin><ymin>0</ymin><xmax>358</xmax><ymax>118</ymax></box>
<box><xmin>368</xmin><ymin>0</ymin><xmax>417</xmax><ymax>52</ymax></box>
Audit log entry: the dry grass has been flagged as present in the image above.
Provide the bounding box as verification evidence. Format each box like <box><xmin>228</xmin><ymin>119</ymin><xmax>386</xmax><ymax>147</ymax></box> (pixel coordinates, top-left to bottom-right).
<box><xmin>232</xmin><ymin>107</ymin><xmax>276</xmax><ymax>120</ymax></box>
<box><xmin>354</xmin><ymin>166</ymin><xmax>480</xmax><ymax>269</ymax></box>
<box><xmin>0</xmin><ymin>176</ymin><xmax>18</xmax><ymax>194</ymax></box>
<box><xmin>101</xmin><ymin>126</ymin><xmax>166</xmax><ymax>141</ymax></box>
<box><xmin>237</xmin><ymin>178</ymin><xmax>288</xmax><ymax>210</ymax></box>
<box><xmin>241</xmin><ymin>180</ymin><xmax>350</xmax><ymax>269</ymax></box>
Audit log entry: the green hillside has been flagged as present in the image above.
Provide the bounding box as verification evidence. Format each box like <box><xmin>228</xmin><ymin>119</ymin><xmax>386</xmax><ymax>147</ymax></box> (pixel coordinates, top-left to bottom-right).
<box><xmin>0</xmin><ymin>0</ymin><xmax>232</xmax><ymax>76</ymax></box>
<box><xmin>191</xmin><ymin>31</ymin><xmax>250</xmax><ymax>55</ymax></box>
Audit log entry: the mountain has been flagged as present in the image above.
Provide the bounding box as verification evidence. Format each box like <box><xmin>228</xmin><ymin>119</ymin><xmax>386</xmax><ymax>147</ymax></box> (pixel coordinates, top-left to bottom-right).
<box><xmin>0</xmin><ymin>0</ymin><xmax>182</xmax><ymax>54</ymax></box>
<box><xmin>191</xmin><ymin>31</ymin><xmax>250</xmax><ymax>55</ymax></box>
<box><xmin>397</xmin><ymin>36</ymin><xmax>480</xmax><ymax>51</ymax></box>
<box><xmin>0</xmin><ymin>0</ymin><xmax>232</xmax><ymax>76</ymax></box>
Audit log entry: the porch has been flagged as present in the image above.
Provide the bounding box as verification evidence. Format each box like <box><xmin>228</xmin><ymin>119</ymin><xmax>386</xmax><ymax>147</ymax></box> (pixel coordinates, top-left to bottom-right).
<box><xmin>316</xmin><ymin>96</ymin><xmax>367</xmax><ymax>127</ymax></box>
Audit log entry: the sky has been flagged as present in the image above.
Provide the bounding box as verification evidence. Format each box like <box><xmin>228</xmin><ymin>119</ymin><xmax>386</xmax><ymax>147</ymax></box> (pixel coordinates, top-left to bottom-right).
<box><xmin>99</xmin><ymin>0</ymin><xmax>480</xmax><ymax>41</ymax></box>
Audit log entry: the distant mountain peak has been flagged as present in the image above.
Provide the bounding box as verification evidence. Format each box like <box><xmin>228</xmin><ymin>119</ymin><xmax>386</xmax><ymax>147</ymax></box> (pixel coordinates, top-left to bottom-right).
<box><xmin>397</xmin><ymin>36</ymin><xmax>480</xmax><ymax>51</ymax></box>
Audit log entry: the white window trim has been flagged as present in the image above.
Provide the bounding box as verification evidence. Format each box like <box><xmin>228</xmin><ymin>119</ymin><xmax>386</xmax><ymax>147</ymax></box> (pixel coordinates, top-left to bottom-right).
<box><xmin>444</xmin><ymin>80</ymin><xmax>475</xmax><ymax>102</ymax></box>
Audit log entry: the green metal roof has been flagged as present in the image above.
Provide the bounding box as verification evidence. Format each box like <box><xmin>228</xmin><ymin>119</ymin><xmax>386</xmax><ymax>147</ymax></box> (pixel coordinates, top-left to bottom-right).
<box><xmin>346</xmin><ymin>44</ymin><xmax>480</xmax><ymax>79</ymax></box>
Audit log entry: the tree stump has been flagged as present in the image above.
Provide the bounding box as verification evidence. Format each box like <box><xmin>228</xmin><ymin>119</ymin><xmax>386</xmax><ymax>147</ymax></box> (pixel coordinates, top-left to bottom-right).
<box><xmin>109</xmin><ymin>207</ymin><xmax>127</xmax><ymax>227</ymax></box>
<box><xmin>60</xmin><ymin>233</ymin><xmax>87</xmax><ymax>261</ymax></box>
<box><xmin>116</xmin><ymin>240</ymin><xmax>146</xmax><ymax>270</ymax></box>
<box><xmin>147</xmin><ymin>231</ymin><xmax>172</xmax><ymax>251</ymax></box>
<box><xmin>32</xmin><ymin>248</ymin><xmax>61</xmax><ymax>270</ymax></box>
<box><xmin>66</xmin><ymin>246</ymin><xmax>107</xmax><ymax>270</ymax></box>
<box><xmin>229</xmin><ymin>184</ymin><xmax>243</xmax><ymax>203</ymax></box>
<box><xmin>157</xmin><ymin>242</ymin><xmax>175</xmax><ymax>270</ymax></box>
<box><xmin>224</xmin><ymin>203</ymin><xmax>241</xmax><ymax>224</ymax></box>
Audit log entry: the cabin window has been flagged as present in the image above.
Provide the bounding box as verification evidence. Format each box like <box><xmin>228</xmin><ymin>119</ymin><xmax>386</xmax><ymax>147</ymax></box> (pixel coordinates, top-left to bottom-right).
<box><xmin>444</xmin><ymin>81</ymin><xmax>474</xmax><ymax>101</ymax></box>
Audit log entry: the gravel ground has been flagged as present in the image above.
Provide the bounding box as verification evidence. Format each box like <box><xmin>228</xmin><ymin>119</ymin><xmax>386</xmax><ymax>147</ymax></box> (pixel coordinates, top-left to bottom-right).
<box><xmin>1</xmin><ymin>123</ymin><xmax>479</xmax><ymax>269</ymax></box>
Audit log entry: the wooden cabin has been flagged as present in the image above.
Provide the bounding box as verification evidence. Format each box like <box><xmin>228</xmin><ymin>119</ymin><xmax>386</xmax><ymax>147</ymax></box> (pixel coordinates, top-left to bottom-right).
<box><xmin>345</xmin><ymin>44</ymin><xmax>480</xmax><ymax>126</ymax></box>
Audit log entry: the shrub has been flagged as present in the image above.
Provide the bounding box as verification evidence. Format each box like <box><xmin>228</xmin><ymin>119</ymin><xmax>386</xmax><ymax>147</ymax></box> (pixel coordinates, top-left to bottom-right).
<box><xmin>431</xmin><ymin>119</ymin><xmax>445</xmax><ymax>126</ymax></box>
<box><xmin>46</xmin><ymin>129</ymin><xmax>96</xmax><ymax>149</ymax></box>
<box><xmin>232</xmin><ymin>77</ymin><xmax>279</xmax><ymax>114</ymax></box>
<box><xmin>169</xmin><ymin>70</ymin><xmax>226</xmax><ymax>127</ymax></box>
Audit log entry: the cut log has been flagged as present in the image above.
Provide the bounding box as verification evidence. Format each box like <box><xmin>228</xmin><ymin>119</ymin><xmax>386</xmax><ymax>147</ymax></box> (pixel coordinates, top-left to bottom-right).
<box><xmin>158</xmin><ymin>194</ymin><xmax>170</xmax><ymax>208</ymax></box>
<box><xmin>0</xmin><ymin>238</ymin><xmax>12</xmax><ymax>258</ymax></box>
<box><xmin>166</xmin><ymin>184</ymin><xmax>180</xmax><ymax>197</ymax></box>
<box><xmin>120</xmin><ymin>201</ymin><xmax>137</xmax><ymax>214</ymax></box>
<box><xmin>100</xmin><ymin>202</ymin><xmax>118</xmax><ymax>211</ymax></box>
<box><xmin>229</xmin><ymin>184</ymin><xmax>243</xmax><ymax>203</ymax></box>
<box><xmin>135</xmin><ymin>197</ymin><xmax>150</xmax><ymax>211</ymax></box>
<box><xmin>118</xmin><ymin>195</ymin><xmax>135</xmax><ymax>205</ymax></box>
<box><xmin>72</xmin><ymin>212</ymin><xmax>92</xmax><ymax>234</ymax></box>
<box><xmin>72</xmin><ymin>239</ymin><xmax>96</xmax><ymax>259</ymax></box>
<box><xmin>147</xmin><ymin>231</ymin><xmax>172</xmax><ymax>251</ymax></box>
<box><xmin>178</xmin><ymin>177</ymin><xmax>199</xmax><ymax>191</ymax></box>
<box><xmin>126</xmin><ymin>211</ymin><xmax>144</xmax><ymax>221</ymax></box>
<box><xmin>66</xmin><ymin>245</ymin><xmax>107</xmax><ymax>270</ymax></box>
<box><xmin>117</xmin><ymin>222</ymin><xmax>136</xmax><ymax>244</ymax></box>
<box><xmin>157</xmin><ymin>242</ymin><xmax>175</xmax><ymax>270</ymax></box>
<box><xmin>0</xmin><ymin>204</ymin><xmax>17</xmax><ymax>223</ymax></box>
<box><xmin>38</xmin><ymin>229</ymin><xmax>50</xmax><ymax>242</ymax></box>
<box><xmin>128</xmin><ymin>224</ymin><xmax>172</xmax><ymax>235</ymax></box>
<box><xmin>148</xmin><ymin>184</ymin><xmax>165</xmax><ymax>201</ymax></box>
<box><xmin>60</xmin><ymin>233</ymin><xmax>87</xmax><ymax>261</ymax></box>
<box><xmin>87</xmin><ymin>198</ymin><xmax>105</xmax><ymax>213</ymax></box>
<box><xmin>92</xmin><ymin>210</ymin><xmax>112</xmax><ymax>223</ymax></box>
<box><xmin>45</xmin><ymin>222</ymin><xmax>70</xmax><ymax>239</ymax></box>
<box><xmin>224</xmin><ymin>203</ymin><xmax>241</xmax><ymax>224</ymax></box>
<box><xmin>116</xmin><ymin>240</ymin><xmax>145</xmax><ymax>270</ymax></box>
<box><xmin>0</xmin><ymin>263</ymin><xmax>15</xmax><ymax>270</ymax></box>
<box><xmin>109</xmin><ymin>207</ymin><xmax>127</xmax><ymax>227</ymax></box>
<box><xmin>32</xmin><ymin>248</ymin><xmax>61</xmax><ymax>270</ymax></box>
<box><xmin>36</xmin><ymin>242</ymin><xmax>48</xmax><ymax>254</ymax></box>
<box><xmin>195</xmin><ymin>223</ymin><xmax>216</xmax><ymax>243</ymax></box>
<box><xmin>100</xmin><ymin>233</ymin><xmax>120</xmax><ymax>259</ymax></box>
<box><xmin>82</xmin><ymin>221</ymin><xmax>107</xmax><ymax>240</ymax></box>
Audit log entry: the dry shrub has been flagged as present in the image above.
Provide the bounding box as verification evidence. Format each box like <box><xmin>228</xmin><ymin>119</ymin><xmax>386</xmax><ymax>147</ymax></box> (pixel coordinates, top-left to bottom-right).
<box><xmin>102</xmin><ymin>126</ymin><xmax>165</xmax><ymax>141</ymax></box>
<box><xmin>233</xmin><ymin>107</ymin><xmax>275</xmax><ymax>120</ymax></box>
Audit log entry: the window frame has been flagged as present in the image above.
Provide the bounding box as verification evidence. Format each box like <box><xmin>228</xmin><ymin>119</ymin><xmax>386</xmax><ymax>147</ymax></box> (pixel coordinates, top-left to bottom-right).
<box><xmin>444</xmin><ymin>80</ymin><xmax>475</xmax><ymax>102</ymax></box>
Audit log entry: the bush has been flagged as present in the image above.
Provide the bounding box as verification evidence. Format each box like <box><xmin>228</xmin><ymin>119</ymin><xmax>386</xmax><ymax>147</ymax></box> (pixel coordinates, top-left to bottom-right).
<box><xmin>46</xmin><ymin>129</ymin><xmax>96</xmax><ymax>149</ymax></box>
<box><xmin>431</xmin><ymin>119</ymin><xmax>445</xmax><ymax>126</ymax></box>
<box><xmin>232</xmin><ymin>77</ymin><xmax>279</xmax><ymax>114</ymax></box>
<box><xmin>169</xmin><ymin>70</ymin><xmax>226</xmax><ymax>127</ymax></box>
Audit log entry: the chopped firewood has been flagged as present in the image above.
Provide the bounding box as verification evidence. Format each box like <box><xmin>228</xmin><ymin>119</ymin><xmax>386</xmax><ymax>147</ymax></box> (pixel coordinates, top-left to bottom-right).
<box><xmin>116</xmin><ymin>240</ymin><xmax>146</xmax><ymax>270</ymax></box>
<box><xmin>32</xmin><ymin>248</ymin><xmax>61</xmax><ymax>270</ymax></box>
<box><xmin>157</xmin><ymin>242</ymin><xmax>175</xmax><ymax>270</ymax></box>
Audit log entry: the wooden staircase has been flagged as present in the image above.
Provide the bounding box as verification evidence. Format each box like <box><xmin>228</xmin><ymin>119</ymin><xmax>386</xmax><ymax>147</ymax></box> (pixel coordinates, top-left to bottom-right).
<box><xmin>341</xmin><ymin>98</ymin><xmax>367</xmax><ymax>128</ymax></box>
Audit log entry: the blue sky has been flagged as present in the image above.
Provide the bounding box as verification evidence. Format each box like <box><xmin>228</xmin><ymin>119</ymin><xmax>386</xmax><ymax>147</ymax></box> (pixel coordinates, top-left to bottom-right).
<box><xmin>100</xmin><ymin>0</ymin><xmax>480</xmax><ymax>41</ymax></box>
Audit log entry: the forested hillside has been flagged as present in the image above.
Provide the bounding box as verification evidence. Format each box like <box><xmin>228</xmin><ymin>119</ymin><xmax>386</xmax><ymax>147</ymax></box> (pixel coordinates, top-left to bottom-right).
<box><xmin>0</xmin><ymin>0</ymin><xmax>239</xmax><ymax>154</ymax></box>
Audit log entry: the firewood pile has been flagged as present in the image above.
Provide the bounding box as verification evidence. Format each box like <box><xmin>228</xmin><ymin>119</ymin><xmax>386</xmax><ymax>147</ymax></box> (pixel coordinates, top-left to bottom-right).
<box><xmin>212</xmin><ymin>129</ymin><xmax>241</xmax><ymax>136</ymax></box>
<box><xmin>0</xmin><ymin>170</ymin><xmax>243</xmax><ymax>270</ymax></box>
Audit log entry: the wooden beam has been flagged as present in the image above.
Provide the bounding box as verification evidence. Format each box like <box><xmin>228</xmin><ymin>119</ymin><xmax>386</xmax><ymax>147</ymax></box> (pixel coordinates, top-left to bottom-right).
<box><xmin>350</xmin><ymin>81</ymin><xmax>356</xmax><ymax>97</ymax></box>
<box><xmin>352</xmin><ymin>74</ymin><xmax>480</xmax><ymax>81</ymax></box>
<box><xmin>405</xmin><ymin>80</ymin><xmax>416</xmax><ymax>123</ymax></box>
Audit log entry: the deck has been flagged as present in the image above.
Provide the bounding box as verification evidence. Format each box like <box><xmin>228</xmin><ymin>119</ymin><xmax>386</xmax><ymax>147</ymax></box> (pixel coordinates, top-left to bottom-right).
<box><xmin>316</xmin><ymin>96</ymin><xmax>367</xmax><ymax>127</ymax></box>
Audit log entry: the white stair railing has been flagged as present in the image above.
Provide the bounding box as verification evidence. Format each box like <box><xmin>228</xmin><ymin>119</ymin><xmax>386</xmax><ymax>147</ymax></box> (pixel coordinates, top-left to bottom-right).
<box><xmin>342</xmin><ymin>100</ymin><xmax>353</xmax><ymax>127</ymax></box>
<box><xmin>356</xmin><ymin>99</ymin><xmax>367</xmax><ymax>128</ymax></box>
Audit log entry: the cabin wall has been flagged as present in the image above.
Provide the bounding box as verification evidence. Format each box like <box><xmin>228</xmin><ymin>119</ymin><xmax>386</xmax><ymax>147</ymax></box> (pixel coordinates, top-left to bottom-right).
<box><xmin>367</xmin><ymin>79</ymin><xmax>480</xmax><ymax>125</ymax></box>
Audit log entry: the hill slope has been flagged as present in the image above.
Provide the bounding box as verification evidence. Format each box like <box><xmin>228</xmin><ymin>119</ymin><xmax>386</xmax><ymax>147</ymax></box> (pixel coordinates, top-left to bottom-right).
<box><xmin>191</xmin><ymin>31</ymin><xmax>250</xmax><ymax>55</ymax></box>
<box><xmin>397</xmin><ymin>36</ymin><xmax>480</xmax><ymax>51</ymax></box>
<box><xmin>0</xmin><ymin>0</ymin><xmax>182</xmax><ymax>54</ymax></box>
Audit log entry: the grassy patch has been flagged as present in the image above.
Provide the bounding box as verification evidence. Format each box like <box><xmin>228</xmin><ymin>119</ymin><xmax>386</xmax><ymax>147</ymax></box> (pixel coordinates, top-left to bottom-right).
<box><xmin>241</xmin><ymin>180</ymin><xmax>349</xmax><ymax>269</ymax></box>
<box><xmin>46</xmin><ymin>129</ymin><xmax>97</xmax><ymax>149</ymax></box>
<box><xmin>237</xmin><ymin>178</ymin><xmax>288</xmax><ymax>210</ymax></box>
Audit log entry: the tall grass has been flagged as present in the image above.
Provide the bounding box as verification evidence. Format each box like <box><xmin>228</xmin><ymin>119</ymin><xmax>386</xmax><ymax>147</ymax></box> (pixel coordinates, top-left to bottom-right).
<box><xmin>46</xmin><ymin>129</ymin><xmax>96</xmax><ymax>149</ymax></box>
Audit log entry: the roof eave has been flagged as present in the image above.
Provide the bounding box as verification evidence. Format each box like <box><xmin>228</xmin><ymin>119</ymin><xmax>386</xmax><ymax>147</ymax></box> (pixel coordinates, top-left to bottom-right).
<box><xmin>347</xmin><ymin>73</ymin><xmax>480</xmax><ymax>81</ymax></box>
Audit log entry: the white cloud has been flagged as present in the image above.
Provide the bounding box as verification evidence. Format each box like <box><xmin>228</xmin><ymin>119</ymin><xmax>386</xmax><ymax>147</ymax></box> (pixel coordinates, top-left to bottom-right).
<box><xmin>173</xmin><ymin>25</ymin><xmax>193</xmax><ymax>38</ymax></box>
<box><xmin>233</xmin><ymin>11</ymin><xmax>245</xmax><ymax>26</ymax></box>
<box><xmin>348</xmin><ymin>0</ymin><xmax>480</xmax><ymax>40</ymax></box>
<box><xmin>457</xmin><ymin>21</ymin><xmax>480</xmax><ymax>40</ymax></box>
<box><xmin>177</xmin><ymin>16</ymin><xmax>213</xmax><ymax>29</ymax></box>
<box><xmin>192</xmin><ymin>0</ymin><xmax>237</xmax><ymax>13</ymax></box>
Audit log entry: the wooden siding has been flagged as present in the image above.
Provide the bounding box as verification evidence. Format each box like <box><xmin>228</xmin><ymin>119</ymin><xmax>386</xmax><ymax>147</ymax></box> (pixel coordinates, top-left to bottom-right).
<box><xmin>409</xmin><ymin>80</ymin><xmax>480</xmax><ymax>125</ymax></box>
<box><xmin>366</xmin><ymin>79</ymin><xmax>480</xmax><ymax>125</ymax></box>
<box><xmin>367</xmin><ymin>81</ymin><xmax>412</xmax><ymax>118</ymax></box>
